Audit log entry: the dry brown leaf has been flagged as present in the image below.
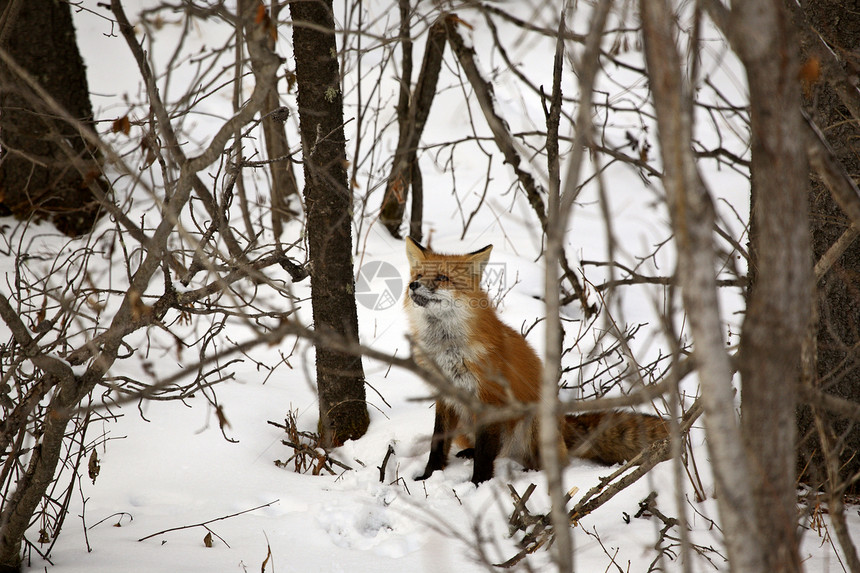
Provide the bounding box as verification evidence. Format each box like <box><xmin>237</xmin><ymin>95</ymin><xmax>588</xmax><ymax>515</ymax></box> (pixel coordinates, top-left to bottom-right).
<box><xmin>88</xmin><ymin>449</ymin><xmax>101</xmax><ymax>485</ymax></box>
<box><xmin>800</xmin><ymin>57</ymin><xmax>821</xmax><ymax>97</ymax></box>
<box><xmin>112</xmin><ymin>115</ymin><xmax>131</xmax><ymax>135</ymax></box>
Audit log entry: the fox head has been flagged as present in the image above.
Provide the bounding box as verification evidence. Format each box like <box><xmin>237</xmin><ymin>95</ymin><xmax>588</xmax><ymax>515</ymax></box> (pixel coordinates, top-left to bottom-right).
<box><xmin>404</xmin><ymin>237</ymin><xmax>492</xmax><ymax>309</ymax></box>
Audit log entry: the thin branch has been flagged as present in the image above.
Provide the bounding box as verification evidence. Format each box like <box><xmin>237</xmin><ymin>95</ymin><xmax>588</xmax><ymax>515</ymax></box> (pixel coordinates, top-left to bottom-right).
<box><xmin>444</xmin><ymin>13</ymin><xmax>593</xmax><ymax>316</ymax></box>
<box><xmin>137</xmin><ymin>500</ymin><xmax>279</xmax><ymax>542</ymax></box>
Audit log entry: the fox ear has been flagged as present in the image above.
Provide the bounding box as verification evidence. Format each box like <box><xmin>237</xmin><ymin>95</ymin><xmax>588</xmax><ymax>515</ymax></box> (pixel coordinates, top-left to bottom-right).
<box><xmin>467</xmin><ymin>244</ymin><xmax>493</xmax><ymax>270</ymax></box>
<box><xmin>405</xmin><ymin>236</ymin><xmax>427</xmax><ymax>267</ymax></box>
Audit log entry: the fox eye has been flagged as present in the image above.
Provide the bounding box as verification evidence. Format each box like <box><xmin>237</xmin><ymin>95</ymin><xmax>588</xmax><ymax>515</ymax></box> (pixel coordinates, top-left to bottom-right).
<box><xmin>435</xmin><ymin>274</ymin><xmax>449</xmax><ymax>282</ymax></box>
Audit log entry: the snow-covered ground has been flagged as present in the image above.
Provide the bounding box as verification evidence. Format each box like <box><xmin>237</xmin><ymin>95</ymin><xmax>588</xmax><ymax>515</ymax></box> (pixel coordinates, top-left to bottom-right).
<box><xmin>1</xmin><ymin>1</ymin><xmax>854</xmax><ymax>571</ymax></box>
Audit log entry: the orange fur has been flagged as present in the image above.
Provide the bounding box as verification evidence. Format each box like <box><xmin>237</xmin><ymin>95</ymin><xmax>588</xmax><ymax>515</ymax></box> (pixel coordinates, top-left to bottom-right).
<box><xmin>405</xmin><ymin>238</ymin><xmax>667</xmax><ymax>484</ymax></box>
<box><xmin>563</xmin><ymin>412</ymin><xmax>669</xmax><ymax>465</ymax></box>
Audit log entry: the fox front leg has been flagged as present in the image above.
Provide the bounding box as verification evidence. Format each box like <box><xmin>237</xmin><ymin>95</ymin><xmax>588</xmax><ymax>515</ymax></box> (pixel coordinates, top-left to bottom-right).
<box><xmin>471</xmin><ymin>424</ymin><xmax>502</xmax><ymax>485</ymax></box>
<box><xmin>415</xmin><ymin>401</ymin><xmax>456</xmax><ymax>480</ymax></box>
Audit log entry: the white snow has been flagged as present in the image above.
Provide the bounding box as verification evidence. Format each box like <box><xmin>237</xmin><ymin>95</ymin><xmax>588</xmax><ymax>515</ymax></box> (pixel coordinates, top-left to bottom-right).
<box><xmin>0</xmin><ymin>2</ymin><xmax>852</xmax><ymax>572</ymax></box>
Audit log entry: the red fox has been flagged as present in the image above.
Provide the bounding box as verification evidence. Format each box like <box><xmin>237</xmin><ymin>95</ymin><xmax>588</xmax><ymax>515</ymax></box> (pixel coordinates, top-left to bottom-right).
<box><xmin>404</xmin><ymin>237</ymin><xmax>668</xmax><ymax>484</ymax></box>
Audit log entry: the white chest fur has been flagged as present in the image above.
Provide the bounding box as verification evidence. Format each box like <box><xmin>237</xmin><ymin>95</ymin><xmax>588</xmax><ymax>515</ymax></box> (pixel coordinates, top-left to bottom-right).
<box><xmin>407</xmin><ymin>294</ymin><xmax>483</xmax><ymax>396</ymax></box>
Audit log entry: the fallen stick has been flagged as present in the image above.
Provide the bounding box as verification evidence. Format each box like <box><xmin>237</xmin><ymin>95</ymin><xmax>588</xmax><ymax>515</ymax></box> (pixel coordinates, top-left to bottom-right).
<box><xmin>137</xmin><ymin>499</ymin><xmax>279</xmax><ymax>542</ymax></box>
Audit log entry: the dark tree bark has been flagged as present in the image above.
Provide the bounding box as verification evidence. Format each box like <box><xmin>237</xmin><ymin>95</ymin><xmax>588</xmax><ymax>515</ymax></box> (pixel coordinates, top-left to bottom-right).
<box><xmin>0</xmin><ymin>0</ymin><xmax>106</xmax><ymax>236</ymax></box>
<box><xmin>289</xmin><ymin>0</ymin><xmax>369</xmax><ymax>447</ymax></box>
<box><xmin>796</xmin><ymin>0</ymin><xmax>860</xmax><ymax>492</ymax></box>
<box><xmin>729</xmin><ymin>0</ymin><xmax>810</xmax><ymax>570</ymax></box>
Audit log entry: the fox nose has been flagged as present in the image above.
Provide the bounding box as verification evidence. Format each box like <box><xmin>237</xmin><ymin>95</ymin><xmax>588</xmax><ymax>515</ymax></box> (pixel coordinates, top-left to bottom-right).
<box><xmin>409</xmin><ymin>281</ymin><xmax>420</xmax><ymax>291</ymax></box>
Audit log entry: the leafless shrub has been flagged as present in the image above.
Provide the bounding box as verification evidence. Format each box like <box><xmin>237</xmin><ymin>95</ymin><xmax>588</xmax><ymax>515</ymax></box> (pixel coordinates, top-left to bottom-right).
<box><xmin>269</xmin><ymin>410</ymin><xmax>352</xmax><ymax>476</ymax></box>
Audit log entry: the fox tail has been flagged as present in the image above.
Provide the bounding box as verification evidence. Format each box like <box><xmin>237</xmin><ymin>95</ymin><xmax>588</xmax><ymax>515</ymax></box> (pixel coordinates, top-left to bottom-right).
<box><xmin>562</xmin><ymin>411</ymin><xmax>669</xmax><ymax>465</ymax></box>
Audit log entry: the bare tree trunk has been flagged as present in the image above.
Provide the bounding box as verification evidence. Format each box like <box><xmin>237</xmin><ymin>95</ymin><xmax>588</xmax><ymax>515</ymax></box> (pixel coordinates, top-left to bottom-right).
<box><xmin>640</xmin><ymin>1</ymin><xmax>765</xmax><ymax>571</ymax></box>
<box><xmin>289</xmin><ymin>0</ymin><xmax>369</xmax><ymax>447</ymax></box>
<box><xmin>0</xmin><ymin>0</ymin><xmax>106</xmax><ymax>236</ymax></box>
<box><xmin>727</xmin><ymin>1</ymin><xmax>809</xmax><ymax>570</ymax></box>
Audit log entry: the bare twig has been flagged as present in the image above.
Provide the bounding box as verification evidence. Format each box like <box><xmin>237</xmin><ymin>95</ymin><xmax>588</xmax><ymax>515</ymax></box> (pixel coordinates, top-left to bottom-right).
<box><xmin>138</xmin><ymin>500</ymin><xmax>279</xmax><ymax>542</ymax></box>
<box><xmin>378</xmin><ymin>444</ymin><xmax>395</xmax><ymax>483</ymax></box>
